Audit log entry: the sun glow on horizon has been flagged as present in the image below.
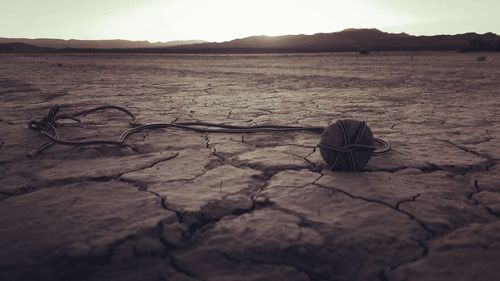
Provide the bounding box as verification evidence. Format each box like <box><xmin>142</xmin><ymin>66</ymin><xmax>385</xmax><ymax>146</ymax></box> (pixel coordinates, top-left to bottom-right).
<box><xmin>95</xmin><ymin>0</ymin><xmax>412</xmax><ymax>42</ymax></box>
<box><xmin>1</xmin><ymin>0</ymin><xmax>499</xmax><ymax>42</ymax></box>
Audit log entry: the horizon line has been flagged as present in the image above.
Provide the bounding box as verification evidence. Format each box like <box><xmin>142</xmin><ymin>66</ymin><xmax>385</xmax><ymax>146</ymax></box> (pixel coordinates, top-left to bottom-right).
<box><xmin>2</xmin><ymin>28</ymin><xmax>499</xmax><ymax>44</ymax></box>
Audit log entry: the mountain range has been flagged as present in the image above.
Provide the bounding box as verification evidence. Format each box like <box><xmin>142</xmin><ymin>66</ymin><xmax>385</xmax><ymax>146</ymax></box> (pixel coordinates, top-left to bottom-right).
<box><xmin>1</xmin><ymin>29</ymin><xmax>499</xmax><ymax>53</ymax></box>
<box><xmin>0</xmin><ymin>38</ymin><xmax>206</xmax><ymax>49</ymax></box>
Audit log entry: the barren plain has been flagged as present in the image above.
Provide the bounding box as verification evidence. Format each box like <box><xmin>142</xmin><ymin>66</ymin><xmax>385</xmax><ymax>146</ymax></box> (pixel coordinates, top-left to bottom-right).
<box><xmin>1</xmin><ymin>52</ymin><xmax>499</xmax><ymax>281</ymax></box>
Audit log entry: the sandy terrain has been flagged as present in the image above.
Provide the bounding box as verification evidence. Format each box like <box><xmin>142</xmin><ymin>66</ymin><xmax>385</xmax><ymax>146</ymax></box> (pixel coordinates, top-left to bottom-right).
<box><xmin>0</xmin><ymin>52</ymin><xmax>499</xmax><ymax>281</ymax></box>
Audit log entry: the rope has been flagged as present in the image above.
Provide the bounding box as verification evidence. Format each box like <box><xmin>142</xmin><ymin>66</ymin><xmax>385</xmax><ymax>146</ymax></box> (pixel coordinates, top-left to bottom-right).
<box><xmin>27</xmin><ymin>105</ymin><xmax>390</xmax><ymax>161</ymax></box>
<box><xmin>317</xmin><ymin>120</ymin><xmax>390</xmax><ymax>171</ymax></box>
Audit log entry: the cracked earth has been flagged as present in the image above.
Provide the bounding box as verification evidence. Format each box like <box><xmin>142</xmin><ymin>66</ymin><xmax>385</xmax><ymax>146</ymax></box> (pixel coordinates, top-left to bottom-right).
<box><xmin>1</xmin><ymin>53</ymin><xmax>499</xmax><ymax>281</ymax></box>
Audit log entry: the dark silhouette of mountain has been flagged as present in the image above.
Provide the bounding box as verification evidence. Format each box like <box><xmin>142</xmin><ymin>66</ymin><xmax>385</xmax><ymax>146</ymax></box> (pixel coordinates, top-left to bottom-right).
<box><xmin>1</xmin><ymin>29</ymin><xmax>499</xmax><ymax>53</ymax></box>
<box><xmin>165</xmin><ymin>28</ymin><xmax>500</xmax><ymax>53</ymax></box>
<box><xmin>0</xmin><ymin>42</ymin><xmax>54</xmax><ymax>53</ymax></box>
<box><xmin>0</xmin><ymin>38</ymin><xmax>206</xmax><ymax>49</ymax></box>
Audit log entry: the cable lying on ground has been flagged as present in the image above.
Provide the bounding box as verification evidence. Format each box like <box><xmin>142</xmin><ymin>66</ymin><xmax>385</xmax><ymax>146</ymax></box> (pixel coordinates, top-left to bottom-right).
<box><xmin>28</xmin><ymin>104</ymin><xmax>390</xmax><ymax>171</ymax></box>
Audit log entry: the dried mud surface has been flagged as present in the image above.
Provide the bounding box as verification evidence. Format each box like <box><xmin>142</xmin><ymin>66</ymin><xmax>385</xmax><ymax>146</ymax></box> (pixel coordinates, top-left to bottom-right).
<box><xmin>1</xmin><ymin>52</ymin><xmax>499</xmax><ymax>281</ymax></box>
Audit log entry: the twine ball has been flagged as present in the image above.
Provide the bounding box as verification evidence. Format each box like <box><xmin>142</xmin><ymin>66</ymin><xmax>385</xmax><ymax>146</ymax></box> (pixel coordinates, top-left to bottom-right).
<box><xmin>319</xmin><ymin>119</ymin><xmax>374</xmax><ymax>171</ymax></box>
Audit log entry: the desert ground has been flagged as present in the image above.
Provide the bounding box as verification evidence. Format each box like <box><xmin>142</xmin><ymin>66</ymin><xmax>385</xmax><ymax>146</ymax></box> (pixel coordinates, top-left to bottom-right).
<box><xmin>0</xmin><ymin>52</ymin><xmax>499</xmax><ymax>281</ymax></box>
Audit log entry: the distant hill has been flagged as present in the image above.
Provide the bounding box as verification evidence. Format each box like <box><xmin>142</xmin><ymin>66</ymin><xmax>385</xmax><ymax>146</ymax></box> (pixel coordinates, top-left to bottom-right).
<box><xmin>0</xmin><ymin>42</ymin><xmax>53</xmax><ymax>53</ymax></box>
<box><xmin>1</xmin><ymin>29</ymin><xmax>499</xmax><ymax>53</ymax></box>
<box><xmin>166</xmin><ymin>28</ymin><xmax>500</xmax><ymax>53</ymax></box>
<box><xmin>0</xmin><ymin>38</ymin><xmax>206</xmax><ymax>49</ymax></box>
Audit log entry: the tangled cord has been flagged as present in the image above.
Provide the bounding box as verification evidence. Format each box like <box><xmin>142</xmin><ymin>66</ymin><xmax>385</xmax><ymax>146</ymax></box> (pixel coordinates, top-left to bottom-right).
<box><xmin>28</xmin><ymin>105</ymin><xmax>390</xmax><ymax>162</ymax></box>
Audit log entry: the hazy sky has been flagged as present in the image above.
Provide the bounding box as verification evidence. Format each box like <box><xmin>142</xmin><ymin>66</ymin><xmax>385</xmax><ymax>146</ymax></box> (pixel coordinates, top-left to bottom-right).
<box><xmin>1</xmin><ymin>0</ymin><xmax>499</xmax><ymax>42</ymax></box>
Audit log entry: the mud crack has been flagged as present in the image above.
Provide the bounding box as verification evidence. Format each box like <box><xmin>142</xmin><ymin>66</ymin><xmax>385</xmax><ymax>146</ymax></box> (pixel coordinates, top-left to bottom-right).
<box><xmin>204</xmin><ymin>133</ymin><xmax>226</xmax><ymax>164</ymax></box>
<box><xmin>313</xmin><ymin>183</ymin><xmax>435</xmax><ymax>237</ymax></box>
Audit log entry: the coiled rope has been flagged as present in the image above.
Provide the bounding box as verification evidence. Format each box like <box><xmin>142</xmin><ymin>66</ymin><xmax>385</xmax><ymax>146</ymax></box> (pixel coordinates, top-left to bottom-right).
<box><xmin>28</xmin><ymin>105</ymin><xmax>390</xmax><ymax>168</ymax></box>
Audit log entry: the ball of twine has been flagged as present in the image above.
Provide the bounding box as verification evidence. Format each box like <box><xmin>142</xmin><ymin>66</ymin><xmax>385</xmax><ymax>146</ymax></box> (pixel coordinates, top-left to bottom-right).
<box><xmin>319</xmin><ymin>119</ymin><xmax>375</xmax><ymax>171</ymax></box>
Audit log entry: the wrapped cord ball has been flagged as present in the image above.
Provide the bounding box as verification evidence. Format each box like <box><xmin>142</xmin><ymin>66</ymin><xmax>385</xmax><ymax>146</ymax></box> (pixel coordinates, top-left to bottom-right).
<box><xmin>319</xmin><ymin>119</ymin><xmax>376</xmax><ymax>171</ymax></box>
